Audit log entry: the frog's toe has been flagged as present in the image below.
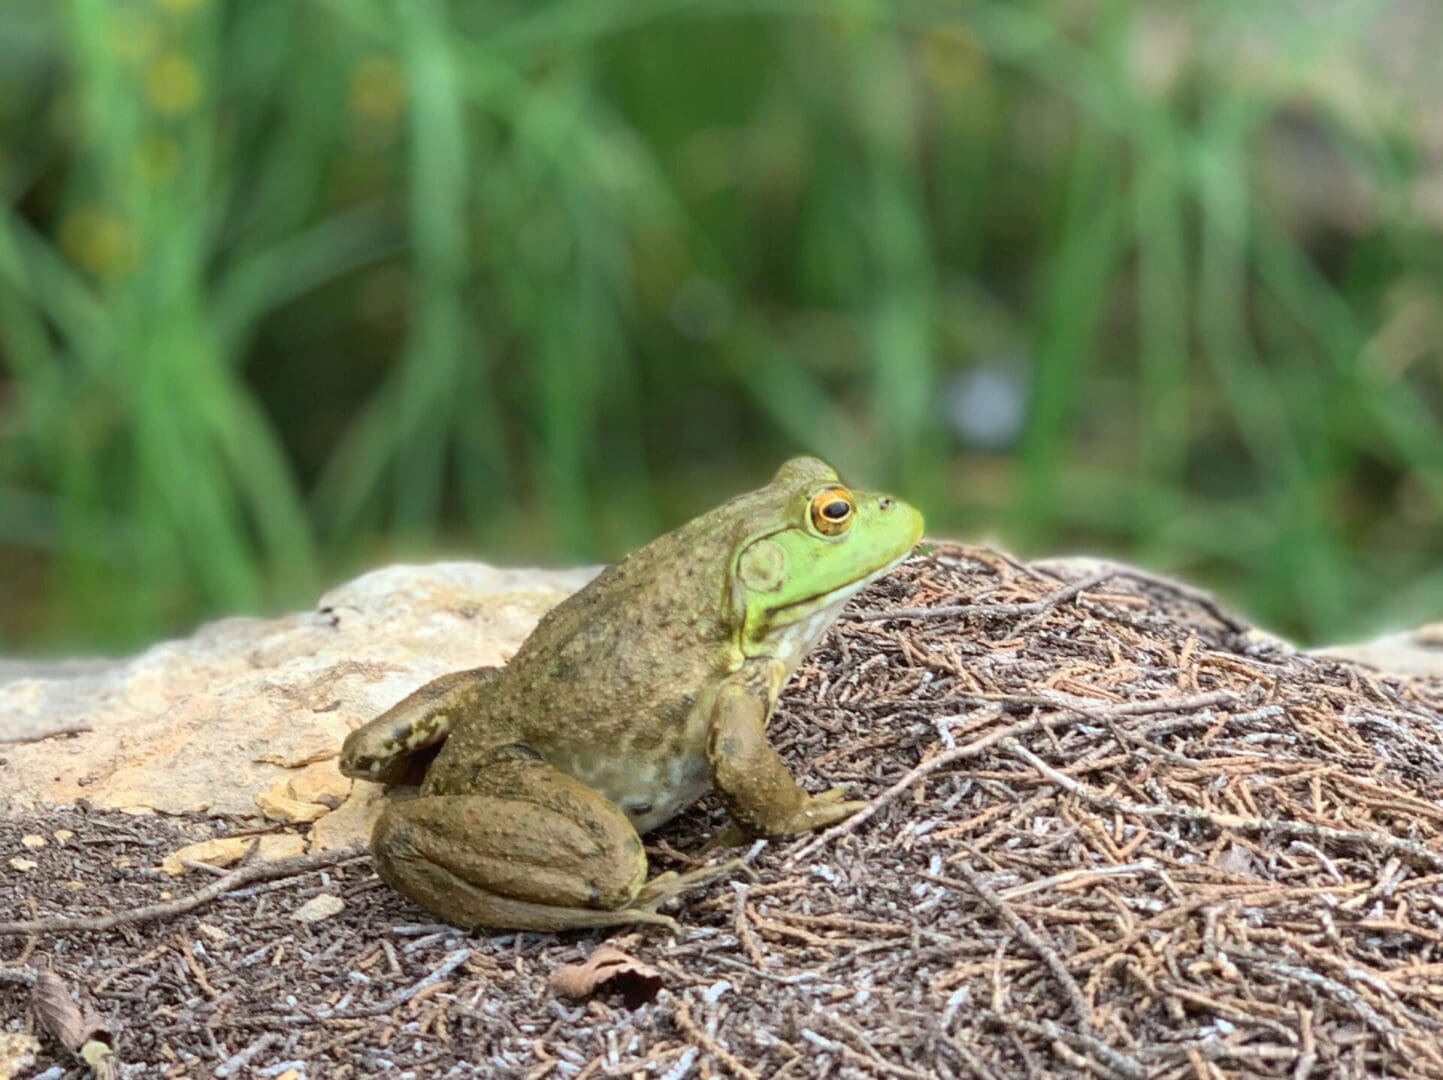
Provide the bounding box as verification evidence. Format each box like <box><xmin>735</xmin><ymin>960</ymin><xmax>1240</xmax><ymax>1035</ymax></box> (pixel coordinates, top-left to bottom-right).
<box><xmin>633</xmin><ymin>859</ymin><xmax>749</xmax><ymax>910</ymax></box>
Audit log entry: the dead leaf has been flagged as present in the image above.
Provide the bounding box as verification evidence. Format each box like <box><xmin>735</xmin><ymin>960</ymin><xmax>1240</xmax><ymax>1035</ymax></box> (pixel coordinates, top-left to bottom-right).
<box><xmin>1215</xmin><ymin>843</ymin><xmax>1258</xmax><ymax>877</ymax></box>
<box><xmin>30</xmin><ymin>966</ymin><xmax>119</xmax><ymax>1077</ymax></box>
<box><xmin>549</xmin><ymin>945</ymin><xmax>663</xmax><ymax>1010</ymax></box>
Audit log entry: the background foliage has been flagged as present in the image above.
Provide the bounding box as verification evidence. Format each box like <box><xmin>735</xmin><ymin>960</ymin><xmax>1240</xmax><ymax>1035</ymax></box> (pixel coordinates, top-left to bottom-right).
<box><xmin>2</xmin><ymin>0</ymin><xmax>1441</xmax><ymax>653</ymax></box>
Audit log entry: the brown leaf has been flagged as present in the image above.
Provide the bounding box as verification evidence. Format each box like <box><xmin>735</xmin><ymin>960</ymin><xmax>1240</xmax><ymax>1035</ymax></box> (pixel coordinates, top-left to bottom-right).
<box><xmin>30</xmin><ymin>966</ymin><xmax>117</xmax><ymax>1074</ymax></box>
<box><xmin>549</xmin><ymin>945</ymin><xmax>664</xmax><ymax>1010</ymax></box>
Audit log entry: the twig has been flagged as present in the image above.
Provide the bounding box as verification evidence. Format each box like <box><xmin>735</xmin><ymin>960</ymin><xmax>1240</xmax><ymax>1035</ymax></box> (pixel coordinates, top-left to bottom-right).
<box><xmin>943</xmin><ymin>857</ymin><xmax>1096</xmax><ymax>1036</ymax></box>
<box><xmin>1005</xmin><ymin>740</ymin><xmax>1443</xmax><ymax>871</ymax></box>
<box><xmin>0</xmin><ymin>845</ymin><xmax>368</xmax><ymax>935</ymax></box>
<box><xmin>859</xmin><ymin>571</ymin><xmax>1121</xmax><ymax>623</ymax></box>
<box><xmin>996</xmin><ymin>861</ymin><xmax>1158</xmax><ymax>901</ymax></box>
<box><xmin>790</xmin><ymin>692</ymin><xmax>1235</xmax><ymax>862</ymax></box>
<box><xmin>674</xmin><ymin>997</ymin><xmax>759</xmax><ymax>1080</ymax></box>
<box><xmin>309</xmin><ymin>947</ymin><xmax>473</xmax><ymax>1020</ymax></box>
<box><xmin>1245</xmin><ymin>959</ymin><xmax>1400</xmax><ymax>1051</ymax></box>
<box><xmin>215</xmin><ymin>1032</ymin><xmax>282</xmax><ymax>1077</ymax></box>
<box><xmin>980</xmin><ymin>1013</ymin><xmax>1148</xmax><ymax>1080</ymax></box>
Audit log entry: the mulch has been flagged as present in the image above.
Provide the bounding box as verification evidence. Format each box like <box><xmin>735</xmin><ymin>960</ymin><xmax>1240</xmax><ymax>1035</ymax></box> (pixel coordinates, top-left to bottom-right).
<box><xmin>5</xmin><ymin>541</ymin><xmax>1443</xmax><ymax>1078</ymax></box>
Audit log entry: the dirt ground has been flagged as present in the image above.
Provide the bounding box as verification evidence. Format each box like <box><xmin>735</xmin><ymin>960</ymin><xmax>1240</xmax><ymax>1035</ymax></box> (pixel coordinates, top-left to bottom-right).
<box><xmin>5</xmin><ymin>543</ymin><xmax>1443</xmax><ymax>1078</ymax></box>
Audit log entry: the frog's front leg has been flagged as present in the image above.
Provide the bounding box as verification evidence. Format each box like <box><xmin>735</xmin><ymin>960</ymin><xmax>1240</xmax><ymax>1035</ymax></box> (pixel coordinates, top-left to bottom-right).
<box><xmin>340</xmin><ymin>667</ymin><xmax>499</xmax><ymax>784</ymax></box>
<box><xmin>371</xmin><ymin>748</ymin><xmax>711</xmax><ymax>931</ymax></box>
<box><xmin>705</xmin><ymin>669</ymin><xmax>868</xmax><ymax>838</ymax></box>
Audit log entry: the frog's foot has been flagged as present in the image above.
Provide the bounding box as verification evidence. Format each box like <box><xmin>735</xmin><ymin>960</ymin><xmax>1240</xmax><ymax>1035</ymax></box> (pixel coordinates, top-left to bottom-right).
<box><xmin>631</xmin><ymin>859</ymin><xmax>751</xmax><ymax>912</ymax></box>
<box><xmin>340</xmin><ymin>667</ymin><xmax>498</xmax><ymax>784</ymax></box>
<box><xmin>714</xmin><ymin>787</ymin><xmax>867</xmax><ymax>846</ymax></box>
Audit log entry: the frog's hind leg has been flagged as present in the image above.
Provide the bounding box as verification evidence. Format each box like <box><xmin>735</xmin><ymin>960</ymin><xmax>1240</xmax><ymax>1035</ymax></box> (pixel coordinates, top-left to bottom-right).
<box><xmin>370</xmin><ymin>750</ymin><xmax>711</xmax><ymax>931</ymax></box>
<box><xmin>340</xmin><ymin>667</ymin><xmax>499</xmax><ymax>784</ymax></box>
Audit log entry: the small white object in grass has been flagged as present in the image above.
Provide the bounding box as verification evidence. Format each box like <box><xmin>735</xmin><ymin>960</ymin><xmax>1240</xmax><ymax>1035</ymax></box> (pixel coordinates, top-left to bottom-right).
<box><xmin>292</xmin><ymin>893</ymin><xmax>345</xmax><ymax>923</ymax></box>
<box><xmin>810</xmin><ymin>864</ymin><xmax>838</xmax><ymax>884</ymax></box>
<box><xmin>660</xmin><ymin>1046</ymin><xmax>698</xmax><ymax>1080</ymax></box>
<box><xmin>257</xmin><ymin>1062</ymin><xmax>305</xmax><ymax>1078</ymax></box>
<box><xmin>7</xmin><ymin>857</ymin><xmax>37</xmax><ymax>872</ymax></box>
<box><xmin>703</xmin><ymin>980</ymin><xmax>732</xmax><ymax>1004</ymax></box>
<box><xmin>941</xmin><ymin>987</ymin><xmax>969</xmax><ymax>1030</ymax></box>
<box><xmin>800</xmin><ymin>1029</ymin><xmax>841</xmax><ymax>1052</ymax></box>
<box><xmin>20</xmin><ymin>834</ymin><xmax>46</xmax><ymax>849</ymax></box>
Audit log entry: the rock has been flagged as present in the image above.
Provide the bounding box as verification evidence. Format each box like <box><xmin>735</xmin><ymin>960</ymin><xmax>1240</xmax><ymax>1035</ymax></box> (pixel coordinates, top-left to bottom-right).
<box><xmin>309</xmin><ymin>780</ymin><xmax>387</xmax><ymax>853</ymax></box>
<box><xmin>160</xmin><ymin>833</ymin><xmax>307</xmax><ymax>876</ymax></box>
<box><xmin>1314</xmin><ymin>622</ymin><xmax>1443</xmax><ymax>679</ymax></box>
<box><xmin>0</xmin><ymin>562</ymin><xmax>597</xmax><ymax>857</ymax></box>
<box><xmin>255</xmin><ymin>759</ymin><xmax>353</xmax><ymax>824</ymax></box>
<box><xmin>161</xmin><ymin>836</ymin><xmax>253</xmax><ymax>875</ymax></box>
<box><xmin>292</xmin><ymin>893</ymin><xmax>345</xmax><ymax>923</ymax></box>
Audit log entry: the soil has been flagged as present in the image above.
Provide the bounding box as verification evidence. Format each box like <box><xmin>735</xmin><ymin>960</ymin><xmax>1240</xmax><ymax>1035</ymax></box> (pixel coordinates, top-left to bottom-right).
<box><xmin>4</xmin><ymin>542</ymin><xmax>1443</xmax><ymax>1078</ymax></box>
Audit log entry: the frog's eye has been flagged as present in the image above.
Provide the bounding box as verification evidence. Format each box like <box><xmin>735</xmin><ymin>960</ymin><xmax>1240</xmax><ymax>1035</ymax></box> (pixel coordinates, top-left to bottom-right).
<box><xmin>810</xmin><ymin>487</ymin><xmax>855</xmax><ymax>536</ymax></box>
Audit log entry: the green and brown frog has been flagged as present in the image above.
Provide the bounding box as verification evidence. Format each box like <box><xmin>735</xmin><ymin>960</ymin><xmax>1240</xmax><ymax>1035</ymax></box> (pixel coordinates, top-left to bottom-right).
<box><xmin>339</xmin><ymin>457</ymin><xmax>923</xmax><ymax>931</ymax></box>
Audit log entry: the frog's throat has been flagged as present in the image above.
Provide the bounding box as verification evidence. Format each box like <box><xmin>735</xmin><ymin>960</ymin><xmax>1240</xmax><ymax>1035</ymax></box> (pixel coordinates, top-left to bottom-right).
<box><xmin>743</xmin><ymin>550</ymin><xmax>910</xmax><ymax>658</ymax></box>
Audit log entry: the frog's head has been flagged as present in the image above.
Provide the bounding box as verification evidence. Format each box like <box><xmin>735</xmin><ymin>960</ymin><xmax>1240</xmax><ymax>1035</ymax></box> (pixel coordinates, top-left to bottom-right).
<box><xmin>730</xmin><ymin>457</ymin><xmax>924</xmax><ymax>659</ymax></box>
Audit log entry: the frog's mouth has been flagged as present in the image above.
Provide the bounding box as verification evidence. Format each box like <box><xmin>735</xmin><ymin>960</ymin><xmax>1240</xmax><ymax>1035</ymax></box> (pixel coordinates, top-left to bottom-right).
<box><xmin>765</xmin><ymin>548</ymin><xmax>912</xmax><ymax>626</ymax></box>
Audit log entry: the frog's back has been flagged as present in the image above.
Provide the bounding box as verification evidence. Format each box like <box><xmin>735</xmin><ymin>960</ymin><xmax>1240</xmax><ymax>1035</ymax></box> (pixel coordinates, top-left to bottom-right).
<box><xmin>505</xmin><ymin>513</ymin><xmax>739</xmax><ymax>736</ymax></box>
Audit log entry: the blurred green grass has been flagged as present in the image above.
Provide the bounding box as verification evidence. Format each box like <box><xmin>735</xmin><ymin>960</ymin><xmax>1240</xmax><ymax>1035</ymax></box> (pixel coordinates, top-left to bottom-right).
<box><xmin>1</xmin><ymin>0</ymin><xmax>1441</xmax><ymax>652</ymax></box>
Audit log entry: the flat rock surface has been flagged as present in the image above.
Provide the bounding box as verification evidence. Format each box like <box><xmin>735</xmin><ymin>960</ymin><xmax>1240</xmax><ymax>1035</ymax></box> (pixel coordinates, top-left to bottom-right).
<box><xmin>0</xmin><ymin>562</ymin><xmax>597</xmax><ymax>852</ymax></box>
<box><xmin>4</xmin><ymin>544</ymin><xmax>1443</xmax><ymax>1077</ymax></box>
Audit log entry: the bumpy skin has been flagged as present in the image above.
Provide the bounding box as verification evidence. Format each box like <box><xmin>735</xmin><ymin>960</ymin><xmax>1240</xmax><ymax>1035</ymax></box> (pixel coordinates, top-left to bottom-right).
<box><xmin>339</xmin><ymin>457</ymin><xmax>924</xmax><ymax>931</ymax></box>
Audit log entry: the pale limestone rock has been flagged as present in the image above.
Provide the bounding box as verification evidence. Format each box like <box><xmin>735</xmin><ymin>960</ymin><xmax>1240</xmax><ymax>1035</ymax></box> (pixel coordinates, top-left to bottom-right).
<box><xmin>255</xmin><ymin>760</ymin><xmax>353</xmax><ymax>824</ymax></box>
<box><xmin>161</xmin><ymin>836</ymin><xmax>255</xmax><ymax>875</ymax></box>
<box><xmin>0</xmin><ymin>562</ymin><xmax>597</xmax><ymax>858</ymax></box>
<box><xmin>1315</xmin><ymin>622</ymin><xmax>1443</xmax><ymax>679</ymax></box>
<box><xmin>309</xmin><ymin>780</ymin><xmax>387</xmax><ymax>853</ymax></box>
<box><xmin>160</xmin><ymin>833</ymin><xmax>308</xmax><ymax>876</ymax></box>
<box><xmin>292</xmin><ymin>893</ymin><xmax>346</xmax><ymax>923</ymax></box>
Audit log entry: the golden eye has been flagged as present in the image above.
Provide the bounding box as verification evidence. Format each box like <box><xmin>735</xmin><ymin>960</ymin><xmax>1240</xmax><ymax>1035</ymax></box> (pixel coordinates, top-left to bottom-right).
<box><xmin>810</xmin><ymin>487</ymin><xmax>855</xmax><ymax>536</ymax></box>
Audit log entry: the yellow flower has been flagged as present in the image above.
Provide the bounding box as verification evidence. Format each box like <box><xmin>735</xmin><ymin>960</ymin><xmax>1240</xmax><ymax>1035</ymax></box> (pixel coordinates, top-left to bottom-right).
<box><xmin>57</xmin><ymin>206</ymin><xmax>137</xmax><ymax>279</ymax></box>
<box><xmin>919</xmin><ymin>26</ymin><xmax>987</xmax><ymax>92</ymax></box>
<box><xmin>145</xmin><ymin>52</ymin><xmax>203</xmax><ymax>115</ymax></box>
<box><xmin>350</xmin><ymin>55</ymin><xmax>405</xmax><ymax>125</ymax></box>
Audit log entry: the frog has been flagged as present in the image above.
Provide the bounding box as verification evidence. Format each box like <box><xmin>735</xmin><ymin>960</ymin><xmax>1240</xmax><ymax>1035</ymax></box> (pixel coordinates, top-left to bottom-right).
<box><xmin>339</xmin><ymin>457</ymin><xmax>923</xmax><ymax>931</ymax></box>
